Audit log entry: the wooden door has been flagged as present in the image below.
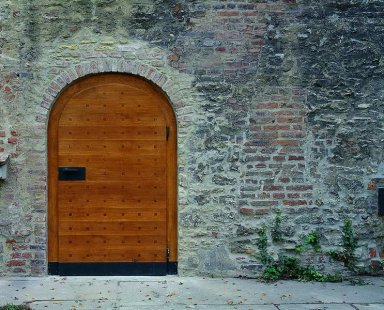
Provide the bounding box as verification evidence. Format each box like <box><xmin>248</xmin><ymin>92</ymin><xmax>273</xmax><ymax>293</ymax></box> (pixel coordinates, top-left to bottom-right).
<box><xmin>48</xmin><ymin>74</ymin><xmax>177</xmax><ymax>276</ymax></box>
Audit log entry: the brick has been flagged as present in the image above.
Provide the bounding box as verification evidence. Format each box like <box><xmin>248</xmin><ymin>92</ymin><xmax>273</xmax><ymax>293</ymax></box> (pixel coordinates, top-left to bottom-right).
<box><xmin>218</xmin><ymin>11</ymin><xmax>240</xmax><ymax>17</ymax></box>
<box><xmin>6</xmin><ymin>260</ymin><xmax>26</xmax><ymax>267</ymax></box>
<box><xmin>0</xmin><ymin>131</ymin><xmax>5</xmax><ymax>137</ymax></box>
<box><xmin>263</xmin><ymin>185</ymin><xmax>283</xmax><ymax>191</ymax></box>
<box><xmin>240</xmin><ymin>207</ymin><xmax>254</xmax><ymax>215</ymax></box>
<box><xmin>273</xmin><ymin>156</ymin><xmax>285</xmax><ymax>161</ymax></box>
<box><xmin>281</xmin><ymin>131</ymin><xmax>305</xmax><ymax>138</ymax></box>
<box><xmin>258</xmin><ymin>102</ymin><xmax>279</xmax><ymax>109</ymax></box>
<box><xmin>273</xmin><ymin>193</ymin><xmax>285</xmax><ymax>199</ymax></box>
<box><xmin>283</xmin><ymin>200</ymin><xmax>307</xmax><ymax>206</ymax></box>
<box><xmin>276</xmin><ymin>117</ymin><xmax>304</xmax><ymax>123</ymax></box>
<box><xmin>272</xmin><ymin>140</ymin><xmax>300</xmax><ymax>146</ymax></box>
<box><xmin>369</xmin><ymin>247</ymin><xmax>377</xmax><ymax>258</ymax></box>
<box><xmin>288</xmin><ymin>193</ymin><xmax>300</xmax><ymax>198</ymax></box>
<box><xmin>7</xmin><ymin>137</ymin><xmax>17</xmax><ymax>144</ymax></box>
<box><xmin>288</xmin><ymin>155</ymin><xmax>305</xmax><ymax>161</ymax></box>
<box><xmin>286</xmin><ymin>185</ymin><xmax>313</xmax><ymax>191</ymax></box>
<box><xmin>279</xmin><ymin>178</ymin><xmax>290</xmax><ymax>183</ymax></box>
<box><xmin>251</xmin><ymin>200</ymin><xmax>278</xmax><ymax>207</ymax></box>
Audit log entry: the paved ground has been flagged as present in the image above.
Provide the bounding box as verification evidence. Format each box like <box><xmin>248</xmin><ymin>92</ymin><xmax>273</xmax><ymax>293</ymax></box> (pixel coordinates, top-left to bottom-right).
<box><xmin>0</xmin><ymin>276</ymin><xmax>383</xmax><ymax>309</ymax></box>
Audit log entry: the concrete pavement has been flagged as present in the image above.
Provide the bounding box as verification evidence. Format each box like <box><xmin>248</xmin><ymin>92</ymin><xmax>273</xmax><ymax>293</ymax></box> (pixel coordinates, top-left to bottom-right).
<box><xmin>0</xmin><ymin>276</ymin><xmax>383</xmax><ymax>309</ymax></box>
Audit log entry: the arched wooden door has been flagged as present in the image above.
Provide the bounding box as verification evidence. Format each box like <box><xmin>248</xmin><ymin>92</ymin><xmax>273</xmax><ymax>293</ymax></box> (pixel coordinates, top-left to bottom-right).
<box><xmin>48</xmin><ymin>74</ymin><xmax>177</xmax><ymax>276</ymax></box>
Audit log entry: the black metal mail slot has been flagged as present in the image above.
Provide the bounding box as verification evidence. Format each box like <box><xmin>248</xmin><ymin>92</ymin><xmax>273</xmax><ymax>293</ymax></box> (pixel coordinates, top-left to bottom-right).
<box><xmin>379</xmin><ymin>188</ymin><xmax>384</xmax><ymax>217</ymax></box>
<box><xmin>59</xmin><ymin>167</ymin><xmax>86</xmax><ymax>181</ymax></box>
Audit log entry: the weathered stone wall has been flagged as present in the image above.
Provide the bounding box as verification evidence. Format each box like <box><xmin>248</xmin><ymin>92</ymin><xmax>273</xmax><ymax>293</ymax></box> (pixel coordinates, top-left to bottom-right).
<box><xmin>0</xmin><ymin>0</ymin><xmax>383</xmax><ymax>276</ymax></box>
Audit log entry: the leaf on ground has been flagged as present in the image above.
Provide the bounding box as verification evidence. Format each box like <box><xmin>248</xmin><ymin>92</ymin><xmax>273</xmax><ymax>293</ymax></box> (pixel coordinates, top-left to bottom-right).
<box><xmin>167</xmin><ymin>291</ymin><xmax>177</xmax><ymax>297</ymax></box>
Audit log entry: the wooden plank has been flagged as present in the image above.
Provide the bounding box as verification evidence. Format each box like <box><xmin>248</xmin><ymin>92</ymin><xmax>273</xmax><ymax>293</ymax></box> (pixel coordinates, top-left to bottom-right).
<box><xmin>59</xmin><ymin>113</ymin><xmax>165</xmax><ymax>126</ymax></box>
<box><xmin>59</xmin><ymin>207</ymin><xmax>166</xmax><ymax>221</ymax></box>
<box><xmin>58</xmin><ymin>248</ymin><xmax>166</xmax><ymax>262</ymax></box>
<box><xmin>57</xmin><ymin>180</ymin><xmax>165</xmax><ymax>193</ymax></box>
<box><xmin>58</xmin><ymin>140</ymin><xmax>165</xmax><ymax>155</ymax></box>
<box><xmin>59</xmin><ymin>221</ymin><xmax>166</xmax><ymax>235</ymax></box>
<box><xmin>59</xmin><ymin>235</ymin><xmax>166</xmax><ymax>247</ymax></box>
<box><xmin>63</xmin><ymin>98</ymin><xmax>163</xmax><ymax>114</ymax></box>
<box><xmin>58</xmin><ymin>154</ymin><xmax>166</xmax><ymax>167</ymax></box>
<box><xmin>58</xmin><ymin>126</ymin><xmax>165</xmax><ymax>140</ymax></box>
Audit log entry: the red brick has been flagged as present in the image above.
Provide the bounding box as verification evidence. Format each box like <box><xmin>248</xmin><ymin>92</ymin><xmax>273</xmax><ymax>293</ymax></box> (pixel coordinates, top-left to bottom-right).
<box><xmin>367</xmin><ymin>182</ymin><xmax>377</xmax><ymax>190</ymax></box>
<box><xmin>3</xmin><ymin>86</ymin><xmax>12</xmax><ymax>93</ymax></box>
<box><xmin>369</xmin><ymin>247</ymin><xmax>377</xmax><ymax>258</ymax></box>
<box><xmin>286</xmin><ymin>185</ymin><xmax>313</xmax><ymax>191</ymax></box>
<box><xmin>168</xmin><ymin>54</ymin><xmax>179</xmax><ymax>62</ymax></box>
<box><xmin>246</xmin><ymin>156</ymin><xmax>270</xmax><ymax>162</ymax></box>
<box><xmin>251</xmin><ymin>132</ymin><xmax>278</xmax><ymax>139</ymax></box>
<box><xmin>279</xmin><ymin>178</ymin><xmax>290</xmax><ymax>183</ymax></box>
<box><xmin>288</xmin><ymin>193</ymin><xmax>300</xmax><ymax>198</ymax></box>
<box><xmin>273</xmin><ymin>156</ymin><xmax>285</xmax><ymax>161</ymax></box>
<box><xmin>8</xmin><ymin>137</ymin><xmax>17</xmax><ymax>144</ymax></box>
<box><xmin>0</xmin><ymin>131</ymin><xmax>5</xmax><ymax>137</ymax></box>
<box><xmin>258</xmin><ymin>192</ymin><xmax>271</xmax><ymax>198</ymax></box>
<box><xmin>281</xmin><ymin>131</ymin><xmax>305</xmax><ymax>138</ymax></box>
<box><xmin>216</xmin><ymin>47</ymin><xmax>226</xmax><ymax>52</ymax></box>
<box><xmin>242</xmin><ymin>11</ymin><xmax>258</xmax><ymax>17</ymax></box>
<box><xmin>10</xmin><ymin>130</ymin><xmax>18</xmax><ymax>136</ymax></box>
<box><xmin>283</xmin><ymin>200</ymin><xmax>307</xmax><ymax>206</ymax></box>
<box><xmin>288</xmin><ymin>155</ymin><xmax>305</xmax><ymax>161</ymax></box>
<box><xmin>251</xmin><ymin>39</ymin><xmax>265</xmax><ymax>45</ymax></box>
<box><xmin>251</xmin><ymin>200</ymin><xmax>278</xmax><ymax>207</ymax></box>
<box><xmin>6</xmin><ymin>260</ymin><xmax>26</xmax><ymax>267</ymax></box>
<box><xmin>273</xmin><ymin>193</ymin><xmax>285</xmax><ymax>199</ymax></box>
<box><xmin>272</xmin><ymin>140</ymin><xmax>299</xmax><ymax>146</ymax></box>
<box><xmin>258</xmin><ymin>102</ymin><xmax>279</xmax><ymax>109</ymax></box>
<box><xmin>254</xmin><ymin>208</ymin><xmax>270</xmax><ymax>215</ymax></box>
<box><xmin>264</xmin><ymin>185</ymin><xmax>284</xmax><ymax>191</ymax></box>
<box><xmin>276</xmin><ymin>117</ymin><xmax>304</xmax><ymax>123</ymax></box>
<box><xmin>218</xmin><ymin>11</ymin><xmax>240</xmax><ymax>16</ymax></box>
<box><xmin>273</xmin><ymin>110</ymin><xmax>294</xmax><ymax>116</ymax></box>
<box><xmin>240</xmin><ymin>207</ymin><xmax>254</xmax><ymax>215</ymax></box>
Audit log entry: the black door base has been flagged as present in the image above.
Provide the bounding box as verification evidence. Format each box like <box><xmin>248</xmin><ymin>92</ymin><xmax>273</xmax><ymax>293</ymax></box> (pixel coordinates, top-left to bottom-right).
<box><xmin>48</xmin><ymin>262</ymin><xmax>177</xmax><ymax>276</ymax></box>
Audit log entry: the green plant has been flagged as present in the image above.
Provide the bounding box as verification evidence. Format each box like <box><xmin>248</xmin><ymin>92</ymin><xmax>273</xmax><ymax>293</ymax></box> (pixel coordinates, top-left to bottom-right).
<box><xmin>271</xmin><ymin>210</ymin><xmax>283</xmax><ymax>242</ymax></box>
<box><xmin>0</xmin><ymin>305</ymin><xmax>32</xmax><ymax>310</ymax></box>
<box><xmin>256</xmin><ymin>224</ymin><xmax>273</xmax><ymax>265</ymax></box>
<box><xmin>261</xmin><ymin>255</ymin><xmax>343</xmax><ymax>282</ymax></box>
<box><xmin>294</xmin><ymin>230</ymin><xmax>321</xmax><ymax>254</ymax></box>
<box><xmin>328</xmin><ymin>218</ymin><xmax>358</xmax><ymax>271</ymax></box>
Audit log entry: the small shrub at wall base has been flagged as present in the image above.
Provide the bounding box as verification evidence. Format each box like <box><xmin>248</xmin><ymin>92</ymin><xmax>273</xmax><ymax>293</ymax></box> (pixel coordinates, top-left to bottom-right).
<box><xmin>0</xmin><ymin>305</ymin><xmax>32</xmax><ymax>310</ymax></box>
<box><xmin>261</xmin><ymin>255</ymin><xmax>343</xmax><ymax>282</ymax></box>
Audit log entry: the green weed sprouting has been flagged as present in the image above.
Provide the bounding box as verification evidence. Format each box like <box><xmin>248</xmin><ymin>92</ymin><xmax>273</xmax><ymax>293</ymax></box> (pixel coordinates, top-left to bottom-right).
<box><xmin>271</xmin><ymin>210</ymin><xmax>283</xmax><ymax>242</ymax></box>
<box><xmin>328</xmin><ymin>218</ymin><xmax>358</xmax><ymax>271</ymax></box>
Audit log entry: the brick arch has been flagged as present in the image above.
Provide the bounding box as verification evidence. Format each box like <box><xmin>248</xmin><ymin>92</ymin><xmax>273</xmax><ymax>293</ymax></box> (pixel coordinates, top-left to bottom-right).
<box><xmin>40</xmin><ymin>60</ymin><xmax>176</xmax><ymax>124</ymax></box>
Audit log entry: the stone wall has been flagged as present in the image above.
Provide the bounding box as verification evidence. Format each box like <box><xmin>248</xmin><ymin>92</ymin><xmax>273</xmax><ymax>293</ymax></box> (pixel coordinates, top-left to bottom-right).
<box><xmin>0</xmin><ymin>0</ymin><xmax>383</xmax><ymax>276</ymax></box>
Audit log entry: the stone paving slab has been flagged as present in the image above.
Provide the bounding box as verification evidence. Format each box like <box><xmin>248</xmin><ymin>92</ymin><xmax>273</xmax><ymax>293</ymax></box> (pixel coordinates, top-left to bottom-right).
<box><xmin>276</xmin><ymin>304</ymin><xmax>355</xmax><ymax>310</ymax></box>
<box><xmin>26</xmin><ymin>300</ymin><xmax>118</xmax><ymax>310</ymax></box>
<box><xmin>352</xmin><ymin>305</ymin><xmax>384</xmax><ymax>310</ymax></box>
<box><xmin>119</xmin><ymin>306</ymin><xmax>278</xmax><ymax>310</ymax></box>
<box><xmin>0</xmin><ymin>276</ymin><xmax>383</xmax><ymax>310</ymax></box>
